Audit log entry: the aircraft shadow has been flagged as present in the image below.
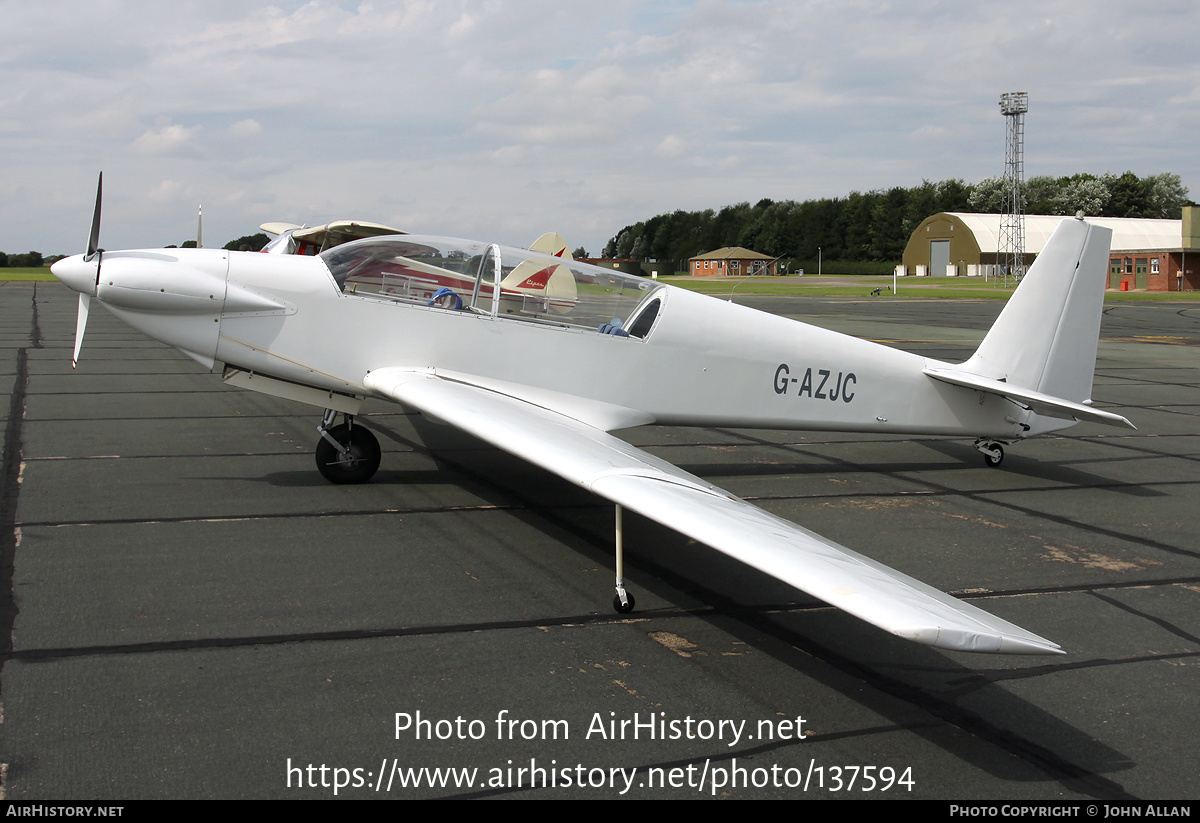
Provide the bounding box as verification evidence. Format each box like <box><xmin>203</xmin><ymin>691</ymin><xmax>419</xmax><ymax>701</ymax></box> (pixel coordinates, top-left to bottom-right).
<box><xmin>258</xmin><ymin>467</ymin><xmax>470</xmax><ymax>489</ymax></box>
<box><xmin>917</xmin><ymin>440</ymin><xmax>1168</xmax><ymax>497</ymax></box>
<box><xmin>347</xmin><ymin>413</ymin><xmax>1136</xmax><ymax>793</ymax></box>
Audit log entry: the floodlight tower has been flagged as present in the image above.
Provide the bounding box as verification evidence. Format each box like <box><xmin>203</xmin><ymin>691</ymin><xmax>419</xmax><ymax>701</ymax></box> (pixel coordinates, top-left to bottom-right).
<box><xmin>998</xmin><ymin>91</ymin><xmax>1028</xmax><ymax>285</ymax></box>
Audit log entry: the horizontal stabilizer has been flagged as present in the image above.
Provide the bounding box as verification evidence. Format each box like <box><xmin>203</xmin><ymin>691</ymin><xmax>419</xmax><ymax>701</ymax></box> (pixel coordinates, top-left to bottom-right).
<box><xmin>365</xmin><ymin>367</ymin><xmax>1064</xmax><ymax>655</ymax></box>
<box><xmin>259</xmin><ymin>222</ymin><xmax>302</xmax><ymax>236</ymax></box>
<box><xmin>923</xmin><ymin>367</ymin><xmax>1135</xmax><ymax>429</ymax></box>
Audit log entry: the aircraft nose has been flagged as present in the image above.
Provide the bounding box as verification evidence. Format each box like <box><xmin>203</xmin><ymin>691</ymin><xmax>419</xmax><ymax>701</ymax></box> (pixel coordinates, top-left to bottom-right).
<box><xmin>51</xmin><ymin>254</ymin><xmax>97</xmax><ymax>297</ymax></box>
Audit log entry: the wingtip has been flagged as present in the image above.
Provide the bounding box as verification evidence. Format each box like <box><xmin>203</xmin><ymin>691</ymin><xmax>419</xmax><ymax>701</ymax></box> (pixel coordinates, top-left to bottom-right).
<box><xmin>987</xmin><ymin>637</ymin><xmax>1065</xmax><ymax>656</ymax></box>
<box><xmin>999</xmin><ymin>635</ymin><xmax>1065</xmax><ymax>655</ymax></box>
<box><xmin>902</xmin><ymin>626</ymin><xmax>1064</xmax><ymax>655</ymax></box>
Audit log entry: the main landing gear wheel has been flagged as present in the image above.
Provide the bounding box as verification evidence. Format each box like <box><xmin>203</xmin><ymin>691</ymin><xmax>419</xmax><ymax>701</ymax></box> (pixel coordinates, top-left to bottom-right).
<box><xmin>613</xmin><ymin>593</ymin><xmax>636</xmax><ymax>614</ymax></box>
<box><xmin>974</xmin><ymin>438</ymin><xmax>1005</xmax><ymax>468</ymax></box>
<box><xmin>316</xmin><ymin>422</ymin><xmax>381</xmax><ymax>484</ymax></box>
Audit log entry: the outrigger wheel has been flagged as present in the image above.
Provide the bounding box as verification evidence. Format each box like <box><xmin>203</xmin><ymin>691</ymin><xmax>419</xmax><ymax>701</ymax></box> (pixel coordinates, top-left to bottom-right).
<box><xmin>316</xmin><ymin>411</ymin><xmax>381</xmax><ymax>484</ymax></box>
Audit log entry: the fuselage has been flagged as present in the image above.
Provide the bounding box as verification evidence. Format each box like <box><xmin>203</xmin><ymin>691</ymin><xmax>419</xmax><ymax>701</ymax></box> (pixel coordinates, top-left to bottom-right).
<box><xmin>54</xmin><ymin>237</ymin><xmax>1034</xmax><ymax>440</ymax></box>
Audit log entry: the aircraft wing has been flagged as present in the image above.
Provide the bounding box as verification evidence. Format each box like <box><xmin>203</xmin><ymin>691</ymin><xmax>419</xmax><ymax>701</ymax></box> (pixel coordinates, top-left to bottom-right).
<box><xmin>363</xmin><ymin>367</ymin><xmax>1064</xmax><ymax>655</ymax></box>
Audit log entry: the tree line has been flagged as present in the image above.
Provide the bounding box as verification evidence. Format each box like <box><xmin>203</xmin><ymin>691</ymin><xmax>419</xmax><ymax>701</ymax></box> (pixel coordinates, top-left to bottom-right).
<box><xmin>8</xmin><ymin>173</ymin><xmax>1190</xmax><ymax>269</ymax></box>
<box><xmin>3</xmin><ymin>232</ymin><xmax>272</xmax><ymax>268</ymax></box>
<box><xmin>0</xmin><ymin>251</ymin><xmax>49</xmax><ymax>268</ymax></box>
<box><xmin>601</xmin><ymin>172</ymin><xmax>1191</xmax><ymax>265</ymax></box>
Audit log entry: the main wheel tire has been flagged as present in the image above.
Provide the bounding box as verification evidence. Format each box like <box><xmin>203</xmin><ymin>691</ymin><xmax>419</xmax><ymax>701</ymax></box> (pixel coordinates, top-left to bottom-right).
<box><xmin>316</xmin><ymin>423</ymin><xmax>381</xmax><ymax>484</ymax></box>
<box><xmin>983</xmin><ymin>444</ymin><xmax>1004</xmax><ymax>467</ymax></box>
<box><xmin>612</xmin><ymin>593</ymin><xmax>636</xmax><ymax>614</ymax></box>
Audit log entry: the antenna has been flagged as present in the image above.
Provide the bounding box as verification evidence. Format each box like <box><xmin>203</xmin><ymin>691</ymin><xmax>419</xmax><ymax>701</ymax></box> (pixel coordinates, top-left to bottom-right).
<box><xmin>998</xmin><ymin>92</ymin><xmax>1028</xmax><ymax>286</ymax></box>
<box><xmin>197</xmin><ymin>205</ymin><xmax>203</xmax><ymax>249</ymax></box>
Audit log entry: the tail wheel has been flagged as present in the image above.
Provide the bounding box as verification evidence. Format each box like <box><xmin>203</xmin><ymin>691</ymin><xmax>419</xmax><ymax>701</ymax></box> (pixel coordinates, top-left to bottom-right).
<box><xmin>316</xmin><ymin>423</ymin><xmax>381</xmax><ymax>484</ymax></box>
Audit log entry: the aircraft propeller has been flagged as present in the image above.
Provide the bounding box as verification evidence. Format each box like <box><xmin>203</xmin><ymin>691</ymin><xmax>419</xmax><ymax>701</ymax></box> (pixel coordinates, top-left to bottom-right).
<box><xmin>72</xmin><ymin>173</ymin><xmax>102</xmax><ymax>369</ymax></box>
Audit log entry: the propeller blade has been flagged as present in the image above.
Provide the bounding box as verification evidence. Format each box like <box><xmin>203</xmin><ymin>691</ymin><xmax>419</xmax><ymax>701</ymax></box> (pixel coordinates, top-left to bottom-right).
<box><xmin>85</xmin><ymin>172</ymin><xmax>103</xmax><ymax>291</ymax></box>
<box><xmin>72</xmin><ymin>293</ymin><xmax>91</xmax><ymax>370</ymax></box>
<box><xmin>85</xmin><ymin>172</ymin><xmax>102</xmax><ymax>262</ymax></box>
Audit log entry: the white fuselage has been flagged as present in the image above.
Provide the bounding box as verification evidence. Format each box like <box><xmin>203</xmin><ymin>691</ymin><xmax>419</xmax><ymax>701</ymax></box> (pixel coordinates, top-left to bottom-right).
<box><xmin>48</xmin><ymin>218</ymin><xmax>1121</xmax><ymax>656</ymax></box>
<box><xmin>84</xmin><ymin>245</ymin><xmax>1031</xmax><ymax>441</ymax></box>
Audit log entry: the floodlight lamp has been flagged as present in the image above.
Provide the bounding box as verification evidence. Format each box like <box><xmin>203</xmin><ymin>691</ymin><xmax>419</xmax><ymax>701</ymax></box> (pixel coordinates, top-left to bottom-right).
<box><xmin>999</xmin><ymin>91</ymin><xmax>1028</xmax><ymax>116</ymax></box>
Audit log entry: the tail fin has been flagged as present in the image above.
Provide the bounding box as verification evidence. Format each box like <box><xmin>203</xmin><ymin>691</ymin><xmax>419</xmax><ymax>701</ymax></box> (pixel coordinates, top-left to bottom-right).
<box><xmin>529</xmin><ymin>232</ymin><xmax>572</xmax><ymax>259</ymax></box>
<box><xmin>963</xmin><ymin>217</ymin><xmax>1112</xmax><ymax>403</ymax></box>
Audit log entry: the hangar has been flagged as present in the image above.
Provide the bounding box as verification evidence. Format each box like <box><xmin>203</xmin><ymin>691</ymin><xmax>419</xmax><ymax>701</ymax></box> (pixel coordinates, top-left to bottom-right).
<box><xmin>902</xmin><ymin>207</ymin><xmax>1199</xmax><ymax>290</ymax></box>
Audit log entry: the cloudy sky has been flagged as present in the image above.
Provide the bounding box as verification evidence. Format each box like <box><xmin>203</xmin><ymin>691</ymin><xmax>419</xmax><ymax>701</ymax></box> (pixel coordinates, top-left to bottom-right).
<box><xmin>3</xmin><ymin>0</ymin><xmax>1197</xmax><ymax>257</ymax></box>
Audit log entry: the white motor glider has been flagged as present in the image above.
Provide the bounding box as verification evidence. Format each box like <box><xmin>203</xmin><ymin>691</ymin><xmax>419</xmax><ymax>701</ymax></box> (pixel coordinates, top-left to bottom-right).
<box><xmin>52</xmin><ymin>175</ymin><xmax>1133</xmax><ymax>655</ymax></box>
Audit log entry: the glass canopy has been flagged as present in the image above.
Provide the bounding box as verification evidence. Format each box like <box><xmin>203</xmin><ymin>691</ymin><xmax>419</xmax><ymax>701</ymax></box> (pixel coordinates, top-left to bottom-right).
<box><xmin>320</xmin><ymin>235</ymin><xmax>662</xmax><ymax>337</ymax></box>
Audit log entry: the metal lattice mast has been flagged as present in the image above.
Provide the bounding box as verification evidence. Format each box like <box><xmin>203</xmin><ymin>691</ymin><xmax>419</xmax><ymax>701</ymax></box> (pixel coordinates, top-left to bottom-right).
<box><xmin>998</xmin><ymin>92</ymin><xmax>1028</xmax><ymax>286</ymax></box>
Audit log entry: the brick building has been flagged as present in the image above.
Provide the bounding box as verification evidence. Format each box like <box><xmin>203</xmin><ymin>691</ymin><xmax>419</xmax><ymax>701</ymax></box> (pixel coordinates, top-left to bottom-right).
<box><xmin>689</xmin><ymin>247</ymin><xmax>776</xmax><ymax>276</ymax></box>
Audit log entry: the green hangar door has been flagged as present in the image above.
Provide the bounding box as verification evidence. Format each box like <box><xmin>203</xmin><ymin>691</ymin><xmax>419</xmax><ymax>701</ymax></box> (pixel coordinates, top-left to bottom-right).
<box><xmin>930</xmin><ymin>240</ymin><xmax>950</xmax><ymax>277</ymax></box>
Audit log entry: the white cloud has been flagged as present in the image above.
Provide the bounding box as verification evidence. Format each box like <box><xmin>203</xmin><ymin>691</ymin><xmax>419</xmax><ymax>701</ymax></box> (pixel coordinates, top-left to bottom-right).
<box><xmin>473</xmin><ymin>64</ymin><xmax>653</xmax><ymax>144</ymax></box>
<box><xmin>655</xmin><ymin>135</ymin><xmax>686</xmax><ymax>158</ymax></box>
<box><xmin>1</xmin><ymin>0</ymin><xmax>1196</xmax><ymax>256</ymax></box>
<box><xmin>908</xmin><ymin>125</ymin><xmax>952</xmax><ymax>142</ymax></box>
<box><xmin>228</xmin><ymin>119</ymin><xmax>263</xmax><ymax>139</ymax></box>
<box><xmin>132</xmin><ymin>124</ymin><xmax>201</xmax><ymax>157</ymax></box>
<box><xmin>147</xmin><ymin>179</ymin><xmax>188</xmax><ymax>203</ymax></box>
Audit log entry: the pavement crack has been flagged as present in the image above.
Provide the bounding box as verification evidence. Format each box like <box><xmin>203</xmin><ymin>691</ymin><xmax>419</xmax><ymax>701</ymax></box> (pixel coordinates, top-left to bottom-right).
<box><xmin>0</xmin><ymin>348</ymin><xmax>27</xmax><ymax>662</ymax></box>
<box><xmin>1087</xmin><ymin>590</ymin><xmax>1200</xmax><ymax>646</ymax></box>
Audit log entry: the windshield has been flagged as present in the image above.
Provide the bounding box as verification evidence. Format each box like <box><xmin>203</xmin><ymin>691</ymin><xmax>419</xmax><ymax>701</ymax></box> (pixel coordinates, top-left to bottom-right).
<box><xmin>321</xmin><ymin>235</ymin><xmax>661</xmax><ymax>335</ymax></box>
